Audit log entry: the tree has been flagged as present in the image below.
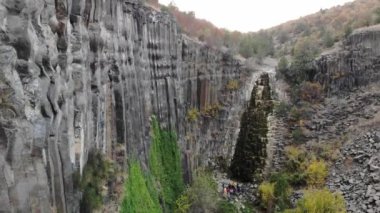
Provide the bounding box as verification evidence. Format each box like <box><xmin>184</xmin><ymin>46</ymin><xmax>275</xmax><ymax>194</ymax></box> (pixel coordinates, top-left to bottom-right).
<box><xmin>322</xmin><ymin>30</ymin><xmax>334</xmax><ymax>48</ymax></box>
<box><xmin>276</xmin><ymin>56</ymin><xmax>289</xmax><ymax>79</ymax></box>
<box><xmin>288</xmin><ymin>38</ymin><xmax>319</xmax><ymax>85</ymax></box>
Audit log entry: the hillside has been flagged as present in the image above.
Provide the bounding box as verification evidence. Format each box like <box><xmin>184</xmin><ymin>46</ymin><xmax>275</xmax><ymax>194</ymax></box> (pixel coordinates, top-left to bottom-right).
<box><xmin>269</xmin><ymin>0</ymin><xmax>380</xmax><ymax>55</ymax></box>
<box><xmin>150</xmin><ymin>0</ymin><xmax>380</xmax><ymax>59</ymax></box>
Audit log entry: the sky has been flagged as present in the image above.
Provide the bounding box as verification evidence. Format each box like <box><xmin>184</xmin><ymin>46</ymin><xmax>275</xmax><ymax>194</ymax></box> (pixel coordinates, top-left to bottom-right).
<box><xmin>159</xmin><ymin>0</ymin><xmax>354</xmax><ymax>32</ymax></box>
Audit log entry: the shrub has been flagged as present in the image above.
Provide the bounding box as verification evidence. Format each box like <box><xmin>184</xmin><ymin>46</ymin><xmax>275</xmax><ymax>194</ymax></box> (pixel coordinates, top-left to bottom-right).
<box><xmin>291</xmin><ymin>128</ymin><xmax>305</xmax><ymax>144</ymax></box>
<box><xmin>285</xmin><ymin>146</ymin><xmax>303</xmax><ymax>171</ymax></box>
<box><xmin>276</xmin><ymin>56</ymin><xmax>289</xmax><ymax>79</ymax></box>
<box><xmin>174</xmin><ymin>190</ymin><xmax>191</xmax><ymax>213</ymax></box>
<box><xmin>283</xmin><ymin>146</ymin><xmax>308</xmax><ymax>186</ymax></box>
<box><xmin>226</xmin><ymin>79</ymin><xmax>240</xmax><ymax>91</ymax></box>
<box><xmin>259</xmin><ymin>181</ymin><xmax>275</xmax><ymax>210</ymax></box>
<box><xmin>216</xmin><ymin>200</ymin><xmax>238</xmax><ymax>213</ymax></box>
<box><xmin>285</xmin><ymin>188</ymin><xmax>346</xmax><ymax>213</ymax></box>
<box><xmin>299</xmin><ymin>81</ymin><xmax>323</xmax><ymax>103</ymax></box>
<box><xmin>273</xmin><ymin>174</ymin><xmax>292</xmax><ymax>211</ymax></box>
<box><xmin>80</xmin><ymin>151</ymin><xmax>115</xmax><ymax>213</ymax></box>
<box><xmin>202</xmin><ymin>103</ymin><xmax>221</xmax><ymax>118</ymax></box>
<box><xmin>187</xmin><ymin>108</ymin><xmax>199</xmax><ymax>122</ymax></box>
<box><xmin>270</xmin><ymin>172</ymin><xmax>292</xmax><ymax>211</ymax></box>
<box><xmin>305</xmin><ymin>160</ymin><xmax>328</xmax><ymax>188</ymax></box>
<box><xmin>186</xmin><ymin>171</ymin><xmax>219</xmax><ymax>212</ymax></box>
<box><xmin>274</xmin><ymin>101</ymin><xmax>291</xmax><ymax>118</ymax></box>
<box><xmin>289</xmin><ymin>106</ymin><xmax>302</xmax><ymax>122</ymax></box>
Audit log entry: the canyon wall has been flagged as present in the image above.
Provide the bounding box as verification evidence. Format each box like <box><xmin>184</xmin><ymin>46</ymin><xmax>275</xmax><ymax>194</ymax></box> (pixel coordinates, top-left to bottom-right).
<box><xmin>315</xmin><ymin>24</ymin><xmax>380</xmax><ymax>95</ymax></box>
<box><xmin>0</xmin><ymin>0</ymin><xmax>251</xmax><ymax>212</ymax></box>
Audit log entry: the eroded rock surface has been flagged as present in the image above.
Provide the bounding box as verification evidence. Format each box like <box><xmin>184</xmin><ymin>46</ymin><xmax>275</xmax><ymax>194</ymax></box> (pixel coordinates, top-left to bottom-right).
<box><xmin>0</xmin><ymin>0</ymin><xmax>251</xmax><ymax>211</ymax></box>
<box><xmin>315</xmin><ymin>24</ymin><xmax>380</xmax><ymax>95</ymax></box>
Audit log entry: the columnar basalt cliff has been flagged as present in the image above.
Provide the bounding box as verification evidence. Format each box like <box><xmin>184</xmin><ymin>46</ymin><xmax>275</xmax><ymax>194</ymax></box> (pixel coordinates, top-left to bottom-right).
<box><xmin>0</xmin><ymin>0</ymin><xmax>250</xmax><ymax>211</ymax></box>
<box><xmin>315</xmin><ymin>24</ymin><xmax>380</xmax><ymax>95</ymax></box>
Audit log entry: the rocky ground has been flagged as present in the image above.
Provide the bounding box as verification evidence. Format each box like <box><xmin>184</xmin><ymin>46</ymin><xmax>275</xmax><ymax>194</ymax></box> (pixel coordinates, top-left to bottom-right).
<box><xmin>328</xmin><ymin>131</ymin><xmax>380</xmax><ymax>213</ymax></box>
<box><xmin>305</xmin><ymin>85</ymin><xmax>380</xmax><ymax>213</ymax></box>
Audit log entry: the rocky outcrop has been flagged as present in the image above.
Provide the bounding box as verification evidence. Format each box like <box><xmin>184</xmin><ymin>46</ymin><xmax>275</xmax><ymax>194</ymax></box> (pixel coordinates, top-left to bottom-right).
<box><xmin>0</xmin><ymin>0</ymin><xmax>250</xmax><ymax>211</ymax></box>
<box><xmin>229</xmin><ymin>73</ymin><xmax>273</xmax><ymax>182</ymax></box>
<box><xmin>315</xmin><ymin>24</ymin><xmax>380</xmax><ymax>95</ymax></box>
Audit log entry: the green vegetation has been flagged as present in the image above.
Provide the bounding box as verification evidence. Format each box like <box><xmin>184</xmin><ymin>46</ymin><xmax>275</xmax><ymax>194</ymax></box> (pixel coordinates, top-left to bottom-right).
<box><xmin>121</xmin><ymin>117</ymin><xmax>184</xmax><ymax>213</ymax></box>
<box><xmin>175</xmin><ymin>171</ymin><xmax>219</xmax><ymax>213</ymax></box>
<box><xmin>174</xmin><ymin>191</ymin><xmax>191</xmax><ymax>213</ymax></box>
<box><xmin>305</xmin><ymin>160</ymin><xmax>328</xmax><ymax>188</ymax></box>
<box><xmin>272</xmin><ymin>174</ymin><xmax>292</xmax><ymax>211</ymax></box>
<box><xmin>285</xmin><ymin>189</ymin><xmax>346</xmax><ymax>213</ymax></box>
<box><xmin>374</xmin><ymin>7</ymin><xmax>380</xmax><ymax>24</ymax></box>
<box><xmin>121</xmin><ymin>162</ymin><xmax>161</xmax><ymax>213</ymax></box>
<box><xmin>274</xmin><ymin>101</ymin><xmax>291</xmax><ymax>118</ymax></box>
<box><xmin>259</xmin><ymin>182</ymin><xmax>275</xmax><ymax>210</ymax></box>
<box><xmin>291</xmin><ymin>128</ymin><xmax>305</xmax><ymax>144</ymax></box>
<box><xmin>216</xmin><ymin>200</ymin><xmax>238</xmax><ymax>213</ymax></box>
<box><xmin>258</xmin><ymin>173</ymin><xmax>293</xmax><ymax>212</ymax></box>
<box><xmin>238</xmin><ymin>31</ymin><xmax>274</xmax><ymax>58</ymax></box>
<box><xmin>186</xmin><ymin>108</ymin><xmax>200</xmax><ymax>122</ymax></box>
<box><xmin>299</xmin><ymin>82</ymin><xmax>323</xmax><ymax>104</ymax></box>
<box><xmin>149</xmin><ymin>117</ymin><xmax>184</xmax><ymax>212</ymax></box>
<box><xmin>79</xmin><ymin>151</ymin><xmax>116</xmax><ymax>213</ymax></box>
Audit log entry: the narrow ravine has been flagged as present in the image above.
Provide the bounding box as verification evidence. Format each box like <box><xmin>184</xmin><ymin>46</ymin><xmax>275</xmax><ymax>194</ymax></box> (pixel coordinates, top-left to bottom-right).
<box><xmin>214</xmin><ymin>59</ymin><xmax>289</xmax><ymax>209</ymax></box>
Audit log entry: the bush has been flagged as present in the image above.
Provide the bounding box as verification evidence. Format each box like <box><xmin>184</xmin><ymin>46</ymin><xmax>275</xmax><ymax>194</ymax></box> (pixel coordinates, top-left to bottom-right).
<box><xmin>305</xmin><ymin>160</ymin><xmax>328</xmax><ymax>188</ymax></box>
<box><xmin>285</xmin><ymin>188</ymin><xmax>346</xmax><ymax>213</ymax></box>
<box><xmin>285</xmin><ymin>146</ymin><xmax>305</xmax><ymax>171</ymax></box>
<box><xmin>187</xmin><ymin>108</ymin><xmax>199</xmax><ymax>122</ymax></box>
<box><xmin>289</xmin><ymin>106</ymin><xmax>302</xmax><ymax>122</ymax></box>
<box><xmin>226</xmin><ymin>79</ymin><xmax>240</xmax><ymax>91</ymax></box>
<box><xmin>283</xmin><ymin>146</ymin><xmax>308</xmax><ymax>186</ymax></box>
<box><xmin>259</xmin><ymin>182</ymin><xmax>275</xmax><ymax>210</ymax></box>
<box><xmin>276</xmin><ymin>56</ymin><xmax>289</xmax><ymax>79</ymax></box>
<box><xmin>80</xmin><ymin>151</ymin><xmax>115</xmax><ymax>213</ymax></box>
<box><xmin>216</xmin><ymin>200</ymin><xmax>238</xmax><ymax>213</ymax></box>
<box><xmin>274</xmin><ymin>101</ymin><xmax>291</xmax><ymax>118</ymax></box>
<box><xmin>186</xmin><ymin>171</ymin><xmax>219</xmax><ymax>212</ymax></box>
<box><xmin>201</xmin><ymin>103</ymin><xmax>221</xmax><ymax>118</ymax></box>
<box><xmin>174</xmin><ymin>190</ymin><xmax>191</xmax><ymax>213</ymax></box>
<box><xmin>273</xmin><ymin>174</ymin><xmax>292</xmax><ymax>211</ymax></box>
<box><xmin>299</xmin><ymin>81</ymin><xmax>323</xmax><ymax>103</ymax></box>
<box><xmin>291</xmin><ymin>128</ymin><xmax>305</xmax><ymax>144</ymax></box>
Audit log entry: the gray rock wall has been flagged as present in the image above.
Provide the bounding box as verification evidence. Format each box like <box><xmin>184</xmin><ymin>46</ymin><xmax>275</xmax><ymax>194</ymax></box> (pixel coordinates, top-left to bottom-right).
<box><xmin>0</xmin><ymin>0</ymin><xmax>249</xmax><ymax>212</ymax></box>
<box><xmin>315</xmin><ymin>24</ymin><xmax>380</xmax><ymax>95</ymax></box>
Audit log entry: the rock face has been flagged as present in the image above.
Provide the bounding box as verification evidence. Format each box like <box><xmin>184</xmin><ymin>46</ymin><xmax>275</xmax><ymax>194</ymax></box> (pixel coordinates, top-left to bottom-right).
<box><xmin>0</xmin><ymin>0</ymin><xmax>251</xmax><ymax>211</ymax></box>
<box><xmin>315</xmin><ymin>24</ymin><xmax>380</xmax><ymax>95</ymax></box>
<box><xmin>229</xmin><ymin>73</ymin><xmax>273</xmax><ymax>182</ymax></box>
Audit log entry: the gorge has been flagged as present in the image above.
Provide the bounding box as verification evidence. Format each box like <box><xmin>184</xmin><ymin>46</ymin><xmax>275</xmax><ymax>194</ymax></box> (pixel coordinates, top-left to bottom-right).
<box><xmin>0</xmin><ymin>0</ymin><xmax>380</xmax><ymax>212</ymax></box>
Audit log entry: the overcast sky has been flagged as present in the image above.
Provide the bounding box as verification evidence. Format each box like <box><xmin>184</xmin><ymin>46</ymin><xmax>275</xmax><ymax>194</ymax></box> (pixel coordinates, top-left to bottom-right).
<box><xmin>159</xmin><ymin>0</ymin><xmax>354</xmax><ymax>32</ymax></box>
